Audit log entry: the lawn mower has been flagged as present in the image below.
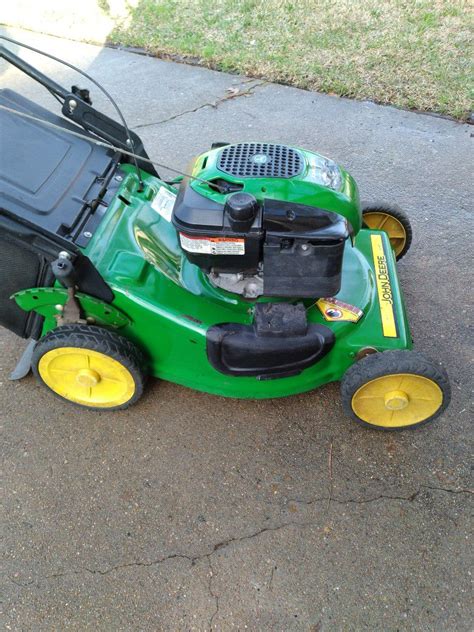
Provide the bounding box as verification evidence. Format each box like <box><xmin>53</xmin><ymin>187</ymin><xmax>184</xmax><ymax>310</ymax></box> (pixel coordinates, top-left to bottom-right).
<box><xmin>0</xmin><ymin>37</ymin><xmax>451</xmax><ymax>429</ymax></box>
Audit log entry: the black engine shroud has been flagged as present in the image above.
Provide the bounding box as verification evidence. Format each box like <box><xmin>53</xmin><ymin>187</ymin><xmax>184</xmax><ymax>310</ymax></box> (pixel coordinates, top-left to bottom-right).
<box><xmin>172</xmin><ymin>181</ymin><xmax>350</xmax><ymax>298</ymax></box>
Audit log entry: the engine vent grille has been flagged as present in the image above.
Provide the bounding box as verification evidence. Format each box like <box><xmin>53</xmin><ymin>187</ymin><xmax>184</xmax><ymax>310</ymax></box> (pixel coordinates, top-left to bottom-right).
<box><xmin>217</xmin><ymin>143</ymin><xmax>303</xmax><ymax>178</ymax></box>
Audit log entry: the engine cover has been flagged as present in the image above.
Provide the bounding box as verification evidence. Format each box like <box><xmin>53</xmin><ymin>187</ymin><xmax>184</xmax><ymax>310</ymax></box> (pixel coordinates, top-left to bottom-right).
<box><xmin>172</xmin><ymin>142</ymin><xmax>357</xmax><ymax>298</ymax></box>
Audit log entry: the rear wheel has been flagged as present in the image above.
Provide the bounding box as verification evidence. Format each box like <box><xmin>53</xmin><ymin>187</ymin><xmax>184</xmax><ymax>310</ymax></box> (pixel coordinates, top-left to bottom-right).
<box><xmin>32</xmin><ymin>324</ymin><xmax>146</xmax><ymax>410</ymax></box>
<box><xmin>362</xmin><ymin>202</ymin><xmax>412</xmax><ymax>260</ymax></box>
<box><xmin>341</xmin><ymin>350</ymin><xmax>450</xmax><ymax>430</ymax></box>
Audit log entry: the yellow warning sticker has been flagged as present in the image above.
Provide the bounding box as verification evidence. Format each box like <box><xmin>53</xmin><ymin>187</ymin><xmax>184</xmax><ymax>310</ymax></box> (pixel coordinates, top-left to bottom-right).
<box><xmin>371</xmin><ymin>234</ymin><xmax>398</xmax><ymax>338</ymax></box>
<box><xmin>316</xmin><ymin>298</ymin><xmax>363</xmax><ymax>323</ymax></box>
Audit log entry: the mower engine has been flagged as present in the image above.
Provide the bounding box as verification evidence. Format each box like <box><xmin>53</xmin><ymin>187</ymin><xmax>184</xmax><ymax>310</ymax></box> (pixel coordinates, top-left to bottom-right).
<box><xmin>172</xmin><ymin>142</ymin><xmax>358</xmax><ymax>299</ymax></box>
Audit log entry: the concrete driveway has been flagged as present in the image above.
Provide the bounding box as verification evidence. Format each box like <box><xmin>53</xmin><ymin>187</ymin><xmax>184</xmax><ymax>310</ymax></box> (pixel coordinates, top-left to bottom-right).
<box><xmin>1</xmin><ymin>28</ymin><xmax>472</xmax><ymax>631</ymax></box>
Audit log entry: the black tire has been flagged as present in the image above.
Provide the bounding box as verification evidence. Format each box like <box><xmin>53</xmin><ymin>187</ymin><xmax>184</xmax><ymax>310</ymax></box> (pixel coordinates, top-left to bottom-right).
<box><xmin>32</xmin><ymin>324</ymin><xmax>147</xmax><ymax>410</ymax></box>
<box><xmin>341</xmin><ymin>350</ymin><xmax>450</xmax><ymax>430</ymax></box>
<box><xmin>362</xmin><ymin>202</ymin><xmax>412</xmax><ymax>260</ymax></box>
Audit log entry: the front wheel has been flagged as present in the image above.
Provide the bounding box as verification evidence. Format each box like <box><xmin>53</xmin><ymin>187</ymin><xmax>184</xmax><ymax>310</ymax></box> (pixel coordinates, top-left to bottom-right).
<box><xmin>362</xmin><ymin>202</ymin><xmax>412</xmax><ymax>260</ymax></box>
<box><xmin>341</xmin><ymin>350</ymin><xmax>450</xmax><ymax>430</ymax></box>
<box><xmin>32</xmin><ymin>324</ymin><xmax>147</xmax><ymax>410</ymax></box>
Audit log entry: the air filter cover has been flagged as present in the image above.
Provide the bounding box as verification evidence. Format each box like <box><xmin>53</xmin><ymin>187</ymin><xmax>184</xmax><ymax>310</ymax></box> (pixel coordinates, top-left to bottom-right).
<box><xmin>217</xmin><ymin>143</ymin><xmax>303</xmax><ymax>179</ymax></box>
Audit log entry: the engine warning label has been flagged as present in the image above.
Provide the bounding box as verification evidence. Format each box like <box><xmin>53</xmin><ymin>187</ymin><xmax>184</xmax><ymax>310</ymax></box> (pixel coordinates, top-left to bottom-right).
<box><xmin>371</xmin><ymin>233</ymin><xmax>398</xmax><ymax>338</ymax></box>
<box><xmin>180</xmin><ymin>234</ymin><xmax>245</xmax><ymax>255</ymax></box>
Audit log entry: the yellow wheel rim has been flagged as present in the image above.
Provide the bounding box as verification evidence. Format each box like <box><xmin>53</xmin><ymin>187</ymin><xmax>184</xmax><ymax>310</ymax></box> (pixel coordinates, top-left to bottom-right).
<box><xmin>351</xmin><ymin>373</ymin><xmax>443</xmax><ymax>428</ymax></box>
<box><xmin>38</xmin><ymin>347</ymin><xmax>136</xmax><ymax>408</ymax></box>
<box><xmin>363</xmin><ymin>212</ymin><xmax>406</xmax><ymax>257</ymax></box>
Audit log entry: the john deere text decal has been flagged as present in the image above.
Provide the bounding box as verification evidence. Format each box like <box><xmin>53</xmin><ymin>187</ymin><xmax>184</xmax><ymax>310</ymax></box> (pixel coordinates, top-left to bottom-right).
<box><xmin>371</xmin><ymin>234</ymin><xmax>398</xmax><ymax>338</ymax></box>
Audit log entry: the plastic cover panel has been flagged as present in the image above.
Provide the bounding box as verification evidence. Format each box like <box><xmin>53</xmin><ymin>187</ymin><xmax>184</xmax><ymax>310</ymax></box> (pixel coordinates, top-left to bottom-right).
<box><xmin>0</xmin><ymin>89</ymin><xmax>114</xmax><ymax>238</ymax></box>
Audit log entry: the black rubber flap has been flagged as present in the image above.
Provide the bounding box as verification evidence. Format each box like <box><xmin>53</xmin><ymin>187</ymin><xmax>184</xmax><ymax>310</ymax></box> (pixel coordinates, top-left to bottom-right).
<box><xmin>0</xmin><ymin>229</ymin><xmax>50</xmax><ymax>338</ymax></box>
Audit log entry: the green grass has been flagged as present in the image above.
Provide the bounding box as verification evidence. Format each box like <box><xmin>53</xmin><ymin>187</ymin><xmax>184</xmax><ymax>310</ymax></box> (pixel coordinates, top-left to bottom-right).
<box><xmin>106</xmin><ymin>0</ymin><xmax>473</xmax><ymax>120</ymax></box>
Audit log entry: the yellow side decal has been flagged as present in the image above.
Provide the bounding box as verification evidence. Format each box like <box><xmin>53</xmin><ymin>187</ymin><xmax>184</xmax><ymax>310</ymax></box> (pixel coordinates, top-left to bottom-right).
<box><xmin>371</xmin><ymin>234</ymin><xmax>398</xmax><ymax>338</ymax></box>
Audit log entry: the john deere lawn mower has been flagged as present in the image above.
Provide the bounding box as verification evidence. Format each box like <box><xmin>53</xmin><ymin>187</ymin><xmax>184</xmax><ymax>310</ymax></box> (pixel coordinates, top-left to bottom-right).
<box><xmin>0</xmin><ymin>37</ymin><xmax>450</xmax><ymax>429</ymax></box>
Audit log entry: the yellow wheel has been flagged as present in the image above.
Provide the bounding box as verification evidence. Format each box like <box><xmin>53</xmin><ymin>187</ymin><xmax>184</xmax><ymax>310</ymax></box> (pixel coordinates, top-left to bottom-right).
<box><xmin>32</xmin><ymin>325</ymin><xmax>146</xmax><ymax>410</ymax></box>
<box><xmin>341</xmin><ymin>350</ymin><xmax>450</xmax><ymax>430</ymax></box>
<box><xmin>362</xmin><ymin>203</ymin><xmax>412</xmax><ymax>260</ymax></box>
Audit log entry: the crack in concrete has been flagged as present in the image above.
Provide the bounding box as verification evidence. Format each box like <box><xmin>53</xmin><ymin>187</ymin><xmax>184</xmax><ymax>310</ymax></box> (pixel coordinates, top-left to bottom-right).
<box><xmin>268</xmin><ymin>565</ymin><xmax>276</xmax><ymax>592</ymax></box>
<box><xmin>6</xmin><ymin>523</ymin><xmax>300</xmax><ymax>590</ymax></box>
<box><xmin>133</xmin><ymin>81</ymin><xmax>266</xmax><ymax>130</ymax></box>
<box><xmin>7</xmin><ymin>576</ymin><xmax>34</xmax><ymax>587</ymax></box>
<box><xmin>286</xmin><ymin>491</ymin><xmax>420</xmax><ymax>507</ymax></box>
<box><xmin>207</xmin><ymin>556</ymin><xmax>219</xmax><ymax>631</ymax></box>
<box><xmin>211</xmin><ymin>522</ymin><xmax>294</xmax><ymax>554</ymax></box>
<box><xmin>285</xmin><ymin>484</ymin><xmax>473</xmax><ymax>508</ymax></box>
<box><xmin>7</xmin><ymin>485</ymin><xmax>471</xmax><ymax>590</ymax></box>
<box><xmin>83</xmin><ymin>553</ymin><xmax>193</xmax><ymax>576</ymax></box>
<box><xmin>423</xmin><ymin>485</ymin><xmax>473</xmax><ymax>495</ymax></box>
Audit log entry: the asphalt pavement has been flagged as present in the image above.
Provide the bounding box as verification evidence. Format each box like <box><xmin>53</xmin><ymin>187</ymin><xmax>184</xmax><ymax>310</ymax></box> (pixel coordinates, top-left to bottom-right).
<box><xmin>1</xmin><ymin>27</ymin><xmax>473</xmax><ymax>631</ymax></box>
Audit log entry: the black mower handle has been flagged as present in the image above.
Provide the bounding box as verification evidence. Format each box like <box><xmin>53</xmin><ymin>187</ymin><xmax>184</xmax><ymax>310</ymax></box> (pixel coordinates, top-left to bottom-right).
<box><xmin>0</xmin><ymin>44</ymin><xmax>68</xmax><ymax>100</ymax></box>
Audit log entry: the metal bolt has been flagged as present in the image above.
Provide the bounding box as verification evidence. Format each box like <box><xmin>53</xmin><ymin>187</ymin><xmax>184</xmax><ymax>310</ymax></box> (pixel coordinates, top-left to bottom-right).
<box><xmin>55</xmin><ymin>304</ymin><xmax>64</xmax><ymax>312</ymax></box>
<box><xmin>126</xmin><ymin>139</ymin><xmax>132</xmax><ymax>147</ymax></box>
<box><xmin>115</xmin><ymin>175</ymin><xmax>123</xmax><ymax>182</ymax></box>
<box><xmin>58</xmin><ymin>251</ymin><xmax>71</xmax><ymax>259</ymax></box>
<box><xmin>244</xmin><ymin>281</ymin><xmax>260</xmax><ymax>298</ymax></box>
<box><xmin>83</xmin><ymin>231</ymin><xmax>92</xmax><ymax>239</ymax></box>
<box><xmin>68</xmin><ymin>98</ymin><xmax>77</xmax><ymax>113</ymax></box>
<box><xmin>355</xmin><ymin>347</ymin><xmax>378</xmax><ymax>361</ymax></box>
<box><xmin>301</xmin><ymin>244</ymin><xmax>309</xmax><ymax>251</ymax></box>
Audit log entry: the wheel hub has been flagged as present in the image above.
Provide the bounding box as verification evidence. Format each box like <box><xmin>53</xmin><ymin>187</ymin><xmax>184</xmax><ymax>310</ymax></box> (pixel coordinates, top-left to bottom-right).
<box><xmin>76</xmin><ymin>368</ymin><xmax>101</xmax><ymax>387</ymax></box>
<box><xmin>384</xmin><ymin>390</ymin><xmax>409</xmax><ymax>410</ymax></box>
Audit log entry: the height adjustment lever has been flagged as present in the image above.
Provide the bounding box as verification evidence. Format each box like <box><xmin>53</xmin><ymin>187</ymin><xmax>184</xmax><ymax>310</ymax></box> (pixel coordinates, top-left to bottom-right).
<box><xmin>51</xmin><ymin>253</ymin><xmax>76</xmax><ymax>288</ymax></box>
<box><xmin>51</xmin><ymin>253</ymin><xmax>85</xmax><ymax>325</ymax></box>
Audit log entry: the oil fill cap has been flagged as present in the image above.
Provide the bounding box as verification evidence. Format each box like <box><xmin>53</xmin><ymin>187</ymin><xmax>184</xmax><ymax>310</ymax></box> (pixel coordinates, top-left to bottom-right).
<box><xmin>225</xmin><ymin>193</ymin><xmax>259</xmax><ymax>231</ymax></box>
